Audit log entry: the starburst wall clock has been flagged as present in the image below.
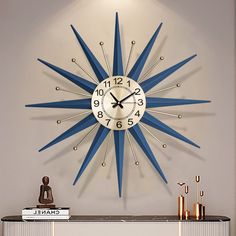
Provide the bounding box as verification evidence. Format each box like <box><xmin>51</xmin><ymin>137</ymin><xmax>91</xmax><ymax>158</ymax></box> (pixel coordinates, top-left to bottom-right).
<box><xmin>26</xmin><ymin>13</ymin><xmax>210</xmax><ymax>197</ymax></box>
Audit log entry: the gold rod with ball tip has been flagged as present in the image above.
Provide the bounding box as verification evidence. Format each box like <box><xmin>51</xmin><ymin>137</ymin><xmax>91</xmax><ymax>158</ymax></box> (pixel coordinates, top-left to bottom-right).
<box><xmin>138</xmin><ymin>56</ymin><xmax>164</xmax><ymax>83</ymax></box>
<box><xmin>102</xmin><ymin>131</ymin><xmax>112</xmax><ymax>167</ymax></box>
<box><xmin>73</xmin><ymin>123</ymin><xmax>98</xmax><ymax>151</ymax></box>
<box><xmin>126</xmin><ymin>130</ymin><xmax>140</xmax><ymax>166</ymax></box>
<box><xmin>71</xmin><ymin>58</ymin><xmax>99</xmax><ymax>84</ymax></box>
<box><xmin>146</xmin><ymin>83</ymin><xmax>181</xmax><ymax>96</ymax></box>
<box><xmin>55</xmin><ymin>86</ymin><xmax>91</xmax><ymax>97</ymax></box>
<box><xmin>57</xmin><ymin>111</ymin><xmax>92</xmax><ymax>124</ymax></box>
<box><xmin>139</xmin><ymin>123</ymin><xmax>167</xmax><ymax>148</ymax></box>
<box><xmin>146</xmin><ymin>109</ymin><xmax>182</xmax><ymax>119</ymax></box>
<box><xmin>125</xmin><ymin>40</ymin><xmax>136</xmax><ymax>76</ymax></box>
<box><xmin>99</xmin><ymin>42</ymin><xmax>112</xmax><ymax>77</ymax></box>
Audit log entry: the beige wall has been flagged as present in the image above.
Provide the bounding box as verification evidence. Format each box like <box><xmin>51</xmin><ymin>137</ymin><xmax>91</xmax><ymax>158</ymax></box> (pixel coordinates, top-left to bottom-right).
<box><xmin>0</xmin><ymin>0</ymin><xmax>235</xmax><ymax>235</ymax></box>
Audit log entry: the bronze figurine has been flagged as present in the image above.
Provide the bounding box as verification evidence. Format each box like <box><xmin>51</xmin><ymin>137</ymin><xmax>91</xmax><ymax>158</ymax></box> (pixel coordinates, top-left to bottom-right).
<box><xmin>37</xmin><ymin>176</ymin><xmax>55</xmax><ymax>208</ymax></box>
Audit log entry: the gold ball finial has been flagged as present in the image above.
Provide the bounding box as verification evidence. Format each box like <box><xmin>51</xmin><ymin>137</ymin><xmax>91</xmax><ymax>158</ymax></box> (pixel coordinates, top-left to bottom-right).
<box><xmin>99</xmin><ymin>41</ymin><xmax>104</xmax><ymax>46</ymax></box>
<box><xmin>56</xmin><ymin>120</ymin><xmax>61</xmax><ymax>124</ymax></box>
<box><xmin>71</xmin><ymin>58</ymin><xmax>76</xmax><ymax>63</ymax></box>
<box><xmin>131</xmin><ymin>40</ymin><xmax>136</xmax><ymax>45</ymax></box>
<box><xmin>160</xmin><ymin>56</ymin><xmax>164</xmax><ymax>60</ymax></box>
<box><xmin>178</xmin><ymin>114</ymin><xmax>182</xmax><ymax>119</ymax></box>
<box><xmin>73</xmin><ymin>146</ymin><xmax>77</xmax><ymax>151</ymax></box>
<box><xmin>162</xmin><ymin>144</ymin><xmax>167</xmax><ymax>148</ymax></box>
<box><xmin>55</xmin><ymin>87</ymin><xmax>60</xmax><ymax>91</ymax></box>
<box><xmin>135</xmin><ymin>161</ymin><xmax>139</xmax><ymax>166</ymax></box>
<box><xmin>101</xmin><ymin>162</ymin><xmax>106</xmax><ymax>167</ymax></box>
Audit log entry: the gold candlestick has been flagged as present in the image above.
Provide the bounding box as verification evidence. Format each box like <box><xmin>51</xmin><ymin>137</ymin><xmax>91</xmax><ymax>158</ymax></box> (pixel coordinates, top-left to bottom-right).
<box><xmin>193</xmin><ymin>202</ymin><xmax>202</xmax><ymax>220</ymax></box>
<box><xmin>184</xmin><ymin>185</ymin><xmax>190</xmax><ymax>220</ymax></box>
<box><xmin>193</xmin><ymin>176</ymin><xmax>201</xmax><ymax>220</ymax></box>
<box><xmin>177</xmin><ymin>182</ymin><xmax>185</xmax><ymax>220</ymax></box>
<box><xmin>195</xmin><ymin>175</ymin><xmax>200</xmax><ymax>203</ymax></box>
<box><xmin>200</xmin><ymin>190</ymin><xmax>205</xmax><ymax>219</ymax></box>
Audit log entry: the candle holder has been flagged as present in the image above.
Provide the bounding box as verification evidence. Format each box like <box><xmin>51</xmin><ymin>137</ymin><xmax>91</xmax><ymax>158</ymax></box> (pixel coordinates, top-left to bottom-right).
<box><xmin>177</xmin><ymin>182</ymin><xmax>185</xmax><ymax>220</ymax></box>
<box><xmin>184</xmin><ymin>185</ymin><xmax>190</xmax><ymax>220</ymax></box>
<box><xmin>193</xmin><ymin>175</ymin><xmax>201</xmax><ymax>220</ymax></box>
<box><xmin>200</xmin><ymin>190</ymin><xmax>205</xmax><ymax>219</ymax></box>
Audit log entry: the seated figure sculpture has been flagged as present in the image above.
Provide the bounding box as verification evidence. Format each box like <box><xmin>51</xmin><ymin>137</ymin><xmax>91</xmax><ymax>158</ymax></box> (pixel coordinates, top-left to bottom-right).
<box><xmin>37</xmin><ymin>176</ymin><xmax>55</xmax><ymax>208</ymax></box>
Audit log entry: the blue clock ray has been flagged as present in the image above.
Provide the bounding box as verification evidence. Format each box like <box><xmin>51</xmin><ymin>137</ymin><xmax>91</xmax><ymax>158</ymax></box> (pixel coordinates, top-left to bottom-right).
<box><xmin>127</xmin><ymin>23</ymin><xmax>162</xmax><ymax>81</ymax></box>
<box><xmin>141</xmin><ymin>112</ymin><xmax>199</xmax><ymax>148</ymax></box>
<box><xmin>113</xmin><ymin>12</ymin><xmax>124</xmax><ymax>76</ymax></box>
<box><xmin>146</xmin><ymin>97</ymin><xmax>210</xmax><ymax>108</ymax></box>
<box><xmin>112</xmin><ymin>13</ymin><xmax>125</xmax><ymax>197</ymax></box>
<box><xmin>73</xmin><ymin>125</ymin><xmax>110</xmax><ymax>185</ymax></box>
<box><xmin>114</xmin><ymin>130</ymin><xmax>125</xmax><ymax>197</ymax></box>
<box><xmin>71</xmin><ymin>25</ymin><xmax>108</xmax><ymax>82</ymax></box>
<box><xmin>129</xmin><ymin>124</ymin><xmax>167</xmax><ymax>183</ymax></box>
<box><xmin>26</xmin><ymin>99</ymin><xmax>92</xmax><ymax>109</ymax></box>
<box><xmin>39</xmin><ymin>113</ymin><xmax>97</xmax><ymax>152</ymax></box>
<box><xmin>140</xmin><ymin>54</ymin><xmax>197</xmax><ymax>93</ymax></box>
<box><xmin>38</xmin><ymin>59</ymin><xmax>96</xmax><ymax>94</ymax></box>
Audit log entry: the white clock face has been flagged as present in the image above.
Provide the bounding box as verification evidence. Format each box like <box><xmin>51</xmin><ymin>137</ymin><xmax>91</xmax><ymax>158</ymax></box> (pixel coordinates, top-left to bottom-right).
<box><xmin>91</xmin><ymin>76</ymin><xmax>146</xmax><ymax>130</ymax></box>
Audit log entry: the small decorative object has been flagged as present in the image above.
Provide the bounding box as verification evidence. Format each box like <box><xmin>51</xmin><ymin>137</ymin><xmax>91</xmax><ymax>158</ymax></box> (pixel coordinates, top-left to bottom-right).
<box><xmin>195</xmin><ymin>175</ymin><xmax>200</xmax><ymax>202</ymax></box>
<box><xmin>177</xmin><ymin>182</ymin><xmax>185</xmax><ymax>220</ymax></box>
<box><xmin>22</xmin><ymin>207</ymin><xmax>70</xmax><ymax>220</ymax></box>
<box><xmin>193</xmin><ymin>175</ymin><xmax>202</xmax><ymax>220</ymax></box>
<box><xmin>26</xmin><ymin>13</ymin><xmax>210</xmax><ymax>197</ymax></box>
<box><xmin>184</xmin><ymin>185</ymin><xmax>190</xmax><ymax>220</ymax></box>
<box><xmin>200</xmin><ymin>190</ymin><xmax>206</xmax><ymax>219</ymax></box>
<box><xmin>193</xmin><ymin>202</ymin><xmax>202</xmax><ymax>220</ymax></box>
<box><xmin>37</xmin><ymin>176</ymin><xmax>55</xmax><ymax>208</ymax></box>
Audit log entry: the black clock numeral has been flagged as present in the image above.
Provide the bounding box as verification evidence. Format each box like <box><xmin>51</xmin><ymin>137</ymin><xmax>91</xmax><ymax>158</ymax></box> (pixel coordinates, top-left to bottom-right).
<box><xmin>93</xmin><ymin>100</ymin><xmax>100</xmax><ymax>107</ymax></box>
<box><xmin>127</xmin><ymin>80</ymin><xmax>131</xmax><ymax>87</ymax></box>
<box><xmin>116</xmin><ymin>121</ymin><xmax>122</xmax><ymax>128</ymax></box>
<box><xmin>114</xmin><ymin>77</ymin><xmax>123</xmax><ymax>85</ymax></box>
<box><xmin>103</xmin><ymin>81</ymin><xmax>111</xmax><ymax>88</ymax></box>
<box><xmin>135</xmin><ymin>110</ymin><xmax>140</xmax><ymax>117</ymax></box>
<box><xmin>97</xmin><ymin>111</ymin><xmax>103</xmax><ymax>118</ymax></box>
<box><xmin>128</xmin><ymin>118</ymin><xmax>133</xmax><ymax>126</ymax></box>
<box><xmin>95</xmin><ymin>89</ymin><xmax>104</xmax><ymax>96</ymax></box>
<box><xmin>137</xmin><ymin>99</ymin><xmax>143</xmax><ymax>106</ymax></box>
<box><xmin>135</xmin><ymin>88</ymin><xmax>141</xmax><ymax>95</ymax></box>
<box><xmin>105</xmin><ymin>119</ymin><xmax>111</xmax><ymax>126</ymax></box>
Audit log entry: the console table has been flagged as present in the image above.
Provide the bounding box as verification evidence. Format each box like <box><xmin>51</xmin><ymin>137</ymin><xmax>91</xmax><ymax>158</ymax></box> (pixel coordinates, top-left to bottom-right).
<box><xmin>2</xmin><ymin>215</ymin><xmax>230</xmax><ymax>236</ymax></box>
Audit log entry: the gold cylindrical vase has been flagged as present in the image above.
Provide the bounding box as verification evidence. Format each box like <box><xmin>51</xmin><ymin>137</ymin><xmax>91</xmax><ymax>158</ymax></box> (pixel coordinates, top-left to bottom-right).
<box><xmin>193</xmin><ymin>203</ymin><xmax>202</xmax><ymax>220</ymax></box>
<box><xmin>178</xmin><ymin>195</ymin><xmax>185</xmax><ymax>220</ymax></box>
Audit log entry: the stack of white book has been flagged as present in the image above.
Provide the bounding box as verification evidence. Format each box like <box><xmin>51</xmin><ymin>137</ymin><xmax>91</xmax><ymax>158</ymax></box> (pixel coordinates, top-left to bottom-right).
<box><xmin>22</xmin><ymin>207</ymin><xmax>70</xmax><ymax>220</ymax></box>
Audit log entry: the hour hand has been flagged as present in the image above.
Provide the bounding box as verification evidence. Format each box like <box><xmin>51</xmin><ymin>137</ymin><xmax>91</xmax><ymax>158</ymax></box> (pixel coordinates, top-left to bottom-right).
<box><xmin>110</xmin><ymin>92</ymin><xmax>123</xmax><ymax>108</ymax></box>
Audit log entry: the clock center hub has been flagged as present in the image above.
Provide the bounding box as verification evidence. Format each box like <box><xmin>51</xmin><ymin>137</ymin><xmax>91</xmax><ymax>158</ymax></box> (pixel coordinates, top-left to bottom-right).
<box><xmin>91</xmin><ymin>76</ymin><xmax>146</xmax><ymax>130</ymax></box>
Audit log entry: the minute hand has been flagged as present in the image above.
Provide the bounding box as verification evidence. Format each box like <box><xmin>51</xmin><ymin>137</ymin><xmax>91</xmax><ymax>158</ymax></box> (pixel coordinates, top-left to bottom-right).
<box><xmin>112</xmin><ymin>92</ymin><xmax>136</xmax><ymax>108</ymax></box>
